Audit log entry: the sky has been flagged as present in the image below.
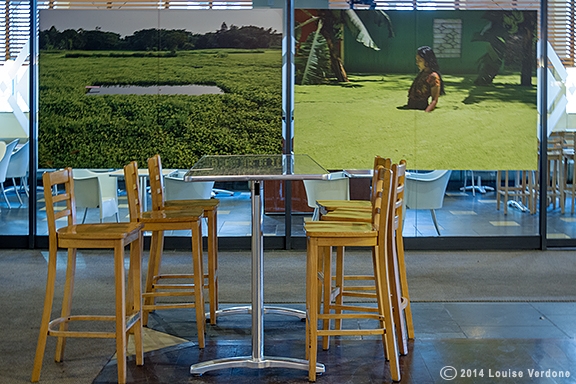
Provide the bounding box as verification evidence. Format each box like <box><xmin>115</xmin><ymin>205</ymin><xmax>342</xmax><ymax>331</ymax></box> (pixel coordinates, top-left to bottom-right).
<box><xmin>39</xmin><ymin>9</ymin><xmax>284</xmax><ymax>37</ymax></box>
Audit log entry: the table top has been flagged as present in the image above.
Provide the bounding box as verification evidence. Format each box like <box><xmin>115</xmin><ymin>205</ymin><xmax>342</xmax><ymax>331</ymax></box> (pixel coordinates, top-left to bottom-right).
<box><xmin>184</xmin><ymin>154</ymin><xmax>329</xmax><ymax>182</ymax></box>
<box><xmin>109</xmin><ymin>168</ymin><xmax>175</xmax><ymax>177</ymax></box>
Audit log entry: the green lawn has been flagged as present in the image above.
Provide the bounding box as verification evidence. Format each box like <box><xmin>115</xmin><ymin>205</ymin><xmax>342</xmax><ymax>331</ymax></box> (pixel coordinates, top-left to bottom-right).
<box><xmin>39</xmin><ymin>49</ymin><xmax>282</xmax><ymax>169</ymax></box>
<box><xmin>294</xmin><ymin>74</ymin><xmax>538</xmax><ymax>170</ymax></box>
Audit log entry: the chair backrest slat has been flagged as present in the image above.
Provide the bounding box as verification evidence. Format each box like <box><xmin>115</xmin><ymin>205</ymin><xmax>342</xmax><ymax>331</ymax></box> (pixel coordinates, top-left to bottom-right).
<box><xmin>370</xmin><ymin>157</ymin><xmax>391</xmax><ymax>205</ymax></box>
<box><xmin>371</xmin><ymin>165</ymin><xmax>393</xmax><ymax>235</ymax></box>
<box><xmin>148</xmin><ymin>154</ymin><xmax>166</xmax><ymax>211</ymax></box>
<box><xmin>393</xmin><ymin>160</ymin><xmax>407</xmax><ymax>230</ymax></box>
<box><xmin>42</xmin><ymin>168</ymin><xmax>77</xmax><ymax>238</ymax></box>
<box><xmin>123</xmin><ymin>161</ymin><xmax>142</xmax><ymax>222</ymax></box>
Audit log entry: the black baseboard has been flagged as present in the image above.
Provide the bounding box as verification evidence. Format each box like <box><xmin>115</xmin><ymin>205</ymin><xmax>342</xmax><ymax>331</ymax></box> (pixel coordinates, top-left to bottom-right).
<box><xmin>0</xmin><ymin>234</ymin><xmax>545</xmax><ymax>251</ymax></box>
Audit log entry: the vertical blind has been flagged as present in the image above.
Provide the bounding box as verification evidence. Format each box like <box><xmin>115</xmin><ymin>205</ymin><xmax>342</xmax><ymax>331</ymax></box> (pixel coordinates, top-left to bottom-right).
<box><xmin>1</xmin><ymin>0</ymin><xmax>30</xmax><ymax>61</ymax></box>
<box><xmin>1</xmin><ymin>0</ymin><xmax>574</xmax><ymax>65</ymax></box>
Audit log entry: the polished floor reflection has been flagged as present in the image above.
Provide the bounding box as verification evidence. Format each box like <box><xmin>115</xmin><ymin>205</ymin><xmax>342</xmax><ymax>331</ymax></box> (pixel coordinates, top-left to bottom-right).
<box><xmin>3</xmin><ymin>247</ymin><xmax>576</xmax><ymax>384</ymax></box>
<box><xmin>93</xmin><ymin>303</ymin><xmax>576</xmax><ymax>383</ymax></box>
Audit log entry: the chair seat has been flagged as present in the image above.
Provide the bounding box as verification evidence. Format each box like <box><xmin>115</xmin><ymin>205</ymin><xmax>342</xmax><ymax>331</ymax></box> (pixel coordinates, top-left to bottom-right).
<box><xmin>165</xmin><ymin>199</ymin><xmax>219</xmax><ymax>210</ymax></box>
<box><xmin>316</xmin><ymin>199</ymin><xmax>372</xmax><ymax>212</ymax></box>
<box><xmin>57</xmin><ymin>222</ymin><xmax>143</xmax><ymax>240</ymax></box>
<box><xmin>305</xmin><ymin>221</ymin><xmax>375</xmax><ymax>237</ymax></box>
<box><xmin>140</xmin><ymin>208</ymin><xmax>204</xmax><ymax>223</ymax></box>
<box><xmin>321</xmin><ymin>208</ymin><xmax>371</xmax><ymax>222</ymax></box>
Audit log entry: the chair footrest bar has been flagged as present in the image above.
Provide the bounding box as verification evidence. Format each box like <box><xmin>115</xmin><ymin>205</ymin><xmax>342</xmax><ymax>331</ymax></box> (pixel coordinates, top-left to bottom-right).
<box><xmin>151</xmin><ymin>284</ymin><xmax>197</xmax><ymax>290</ymax></box>
<box><xmin>318</xmin><ymin>312</ymin><xmax>383</xmax><ymax>320</ymax></box>
<box><xmin>143</xmin><ymin>290</ymin><xmax>196</xmax><ymax>298</ymax></box>
<box><xmin>48</xmin><ymin>315</ymin><xmax>118</xmax><ymax>339</ymax></box>
<box><xmin>316</xmin><ymin>328</ymin><xmax>386</xmax><ymax>337</ymax></box>
<box><xmin>143</xmin><ymin>303</ymin><xmax>197</xmax><ymax>311</ymax></box>
<box><xmin>153</xmin><ymin>273</ymin><xmax>195</xmax><ymax>281</ymax></box>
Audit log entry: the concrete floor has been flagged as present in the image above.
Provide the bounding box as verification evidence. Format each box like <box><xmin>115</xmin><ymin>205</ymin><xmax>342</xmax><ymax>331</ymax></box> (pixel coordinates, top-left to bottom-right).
<box><xmin>2</xmin><ymin>248</ymin><xmax>576</xmax><ymax>384</ymax></box>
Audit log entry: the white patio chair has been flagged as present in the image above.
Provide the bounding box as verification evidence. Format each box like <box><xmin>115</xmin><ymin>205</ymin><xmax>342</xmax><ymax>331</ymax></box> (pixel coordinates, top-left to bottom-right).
<box><xmin>72</xmin><ymin>169</ymin><xmax>119</xmax><ymax>223</ymax></box>
<box><xmin>303</xmin><ymin>171</ymin><xmax>350</xmax><ymax>220</ymax></box>
<box><xmin>0</xmin><ymin>139</ymin><xmax>19</xmax><ymax>208</ymax></box>
<box><xmin>164</xmin><ymin>170</ymin><xmax>214</xmax><ymax>201</ymax></box>
<box><xmin>6</xmin><ymin>140</ymin><xmax>30</xmax><ymax>206</ymax></box>
<box><xmin>405</xmin><ymin>170</ymin><xmax>452</xmax><ymax>236</ymax></box>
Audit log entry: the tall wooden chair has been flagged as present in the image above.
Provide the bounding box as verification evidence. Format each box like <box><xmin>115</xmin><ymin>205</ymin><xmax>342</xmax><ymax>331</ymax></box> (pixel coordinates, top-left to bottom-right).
<box><xmin>124</xmin><ymin>161</ymin><xmax>206</xmax><ymax>347</ymax></box>
<box><xmin>32</xmin><ymin>168</ymin><xmax>144</xmax><ymax>384</ymax></box>
<box><xmin>304</xmin><ymin>165</ymin><xmax>400</xmax><ymax>382</ymax></box>
<box><xmin>496</xmin><ymin>170</ymin><xmax>535</xmax><ymax>214</ymax></box>
<box><xmin>316</xmin><ymin>161</ymin><xmax>413</xmax><ymax>355</ymax></box>
<box><xmin>147</xmin><ymin>154</ymin><xmax>220</xmax><ymax>324</ymax></box>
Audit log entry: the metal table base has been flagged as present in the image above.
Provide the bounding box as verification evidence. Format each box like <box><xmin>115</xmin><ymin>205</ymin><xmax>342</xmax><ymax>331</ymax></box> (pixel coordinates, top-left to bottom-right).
<box><xmin>190</xmin><ymin>180</ymin><xmax>324</xmax><ymax>376</ymax></box>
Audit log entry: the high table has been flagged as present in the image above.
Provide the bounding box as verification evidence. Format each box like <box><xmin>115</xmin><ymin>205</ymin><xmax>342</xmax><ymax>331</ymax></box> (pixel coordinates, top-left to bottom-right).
<box><xmin>184</xmin><ymin>154</ymin><xmax>328</xmax><ymax>375</ymax></box>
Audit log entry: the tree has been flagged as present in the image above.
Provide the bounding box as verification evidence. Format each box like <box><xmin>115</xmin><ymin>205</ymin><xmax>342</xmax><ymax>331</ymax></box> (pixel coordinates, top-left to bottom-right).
<box><xmin>296</xmin><ymin>9</ymin><xmax>394</xmax><ymax>84</ymax></box>
<box><xmin>472</xmin><ymin>11</ymin><xmax>536</xmax><ymax>86</ymax></box>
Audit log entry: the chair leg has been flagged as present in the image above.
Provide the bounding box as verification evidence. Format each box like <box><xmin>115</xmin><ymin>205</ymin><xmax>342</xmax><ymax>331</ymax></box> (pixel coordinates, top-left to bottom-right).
<box><xmin>129</xmin><ymin>233</ymin><xmax>144</xmax><ymax>366</ymax></box>
<box><xmin>430</xmin><ymin>209</ymin><xmax>441</xmax><ymax>236</ymax></box>
<box><xmin>81</xmin><ymin>208</ymin><xmax>88</xmax><ymax>224</ymax></box>
<box><xmin>55</xmin><ymin>248</ymin><xmax>78</xmax><ymax>362</ymax></box>
<box><xmin>306</xmin><ymin>237</ymin><xmax>319</xmax><ymax>382</ymax></box>
<box><xmin>387</xmin><ymin>234</ymin><xmax>408</xmax><ymax>355</ymax></box>
<box><xmin>12</xmin><ymin>178</ymin><xmax>23</xmax><ymax>206</ymax></box>
<box><xmin>207</xmin><ymin>210</ymin><xmax>218</xmax><ymax>325</ymax></box>
<box><xmin>312</xmin><ymin>207</ymin><xmax>320</xmax><ymax>221</ymax></box>
<box><xmin>333</xmin><ymin>246</ymin><xmax>344</xmax><ymax>331</ymax></box>
<box><xmin>192</xmin><ymin>220</ymin><xmax>206</xmax><ymax>348</ymax></box>
<box><xmin>321</xmin><ymin>246</ymin><xmax>332</xmax><ymax>350</ymax></box>
<box><xmin>31</xmin><ymin>246</ymin><xmax>59</xmax><ymax>382</ymax></box>
<box><xmin>374</xmin><ymin>244</ymin><xmax>401</xmax><ymax>382</ymax></box>
<box><xmin>114</xmin><ymin>243</ymin><xmax>128</xmax><ymax>384</ymax></box>
<box><xmin>396</xmin><ymin>233</ymin><xmax>414</xmax><ymax>339</ymax></box>
<box><xmin>143</xmin><ymin>231</ymin><xmax>164</xmax><ymax>326</ymax></box>
<box><xmin>0</xmin><ymin>183</ymin><xmax>11</xmax><ymax>208</ymax></box>
<box><xmin>23</xmin><ymin>176</ymin><xmax>29</xmax><ymax>197</ymax></box>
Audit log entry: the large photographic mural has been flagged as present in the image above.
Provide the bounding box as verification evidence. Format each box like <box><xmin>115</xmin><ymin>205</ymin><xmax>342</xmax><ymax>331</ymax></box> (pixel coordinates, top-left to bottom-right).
<box><xmin>39</xmin><ymin>9</ymin><xmax>283</xmax><ymax>169</ymax></box>
<box><xmin>294</xmin><ymin>10</ymin><xmax>538</xmax><ymax>170</ymax></box>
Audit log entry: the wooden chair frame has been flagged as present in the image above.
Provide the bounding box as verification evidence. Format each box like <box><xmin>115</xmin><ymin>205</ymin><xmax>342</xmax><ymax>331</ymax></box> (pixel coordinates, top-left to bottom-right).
<box><xmin>147</xmin><ymin>154</ymin><xmax>220</xmax><ymax>324</ymax></box>
<box><xmin>124</xmin><ymin>161</ymin><xmax>206</xmax><ymax>347</ymax></box>
<box><xmin>318</xmin><ymin>160</ymin><xmax>413</xmax><ymax>354</ymax></box>
<box><xmin>32</xmin><ymin>168</ymin><xmax>144</xmax><ymax>384</ymax></box>
<box><xmin>304</xmin><ymin>165</ymin><xmax>400</xmax><ymax>382</ymax></box>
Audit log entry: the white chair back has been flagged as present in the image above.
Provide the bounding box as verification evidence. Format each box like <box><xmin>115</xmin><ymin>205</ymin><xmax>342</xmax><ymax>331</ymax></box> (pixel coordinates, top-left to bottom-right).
<box><xmin>0</xmin><ymin>140</ymin><xmax>19</xmax><ymax>183</ymax></box>
<box><xmin>72</xmin><ymin>169</ymin><xmax>119</xmax><ymax>223</ymax></box>
<box><xmin>303</xmin><ymin>171</ymin><xmax>350</xmax><ymax>209</ymax></box>
<box><xmin>405</xmin><ymin>170</ymin><xmax>452</xmax><ymax>210</ymax></box>
<box><xmin>164</xmin><ymin>170</ymin><xmax>214</xmax><ymax>201</ymax></box>
<box><xmin>303</xmin><ymin>171</ymin><xmax>350</xmax><ymax>220</ymax></box>
<box><xmin>6</xmin><ymin>140</ymin><xmax>30</xmax><ymax>179</ymax></box>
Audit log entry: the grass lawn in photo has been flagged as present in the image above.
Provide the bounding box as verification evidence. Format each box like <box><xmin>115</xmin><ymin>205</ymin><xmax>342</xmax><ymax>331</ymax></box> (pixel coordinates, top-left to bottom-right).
<box><xmin>294</xmin><ymin>73</ymin><xmax>538</xmax><ymax>171</ymax></box>
<box><xmin>39</xmin><ymin>49</ymin><xmax>282</xmax><ymax>169</ymax></box>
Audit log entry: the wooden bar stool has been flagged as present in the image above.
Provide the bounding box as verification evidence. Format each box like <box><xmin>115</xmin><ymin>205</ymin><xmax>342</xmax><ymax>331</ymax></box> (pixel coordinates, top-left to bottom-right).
<box><xmin>318</xmin><ymin>161</ymin><xmax>413</xmax><ymax>355</ymax></box>
<box><xmin>496</xmin><ymin>170</ymin><xmax>535</xmax><ymax>214</ymax></box>
<box><xmin>147</xmin><ymin>154</ymin><xmax>220</xmax><ymax>324</ymax></box>
<box><xmin>32</xmin><ymin>168</ymin><xmax>144</xmax><ymax>384</ymax></box>
<box><xmin>304</xmin><ymin>165</ymin><xmax>400</xmax><ymax>382</ymax></box>
<box><xmin>124</xmin><ymin>161</ymin><xmax>206</xmax><ymax>347</ymax></box>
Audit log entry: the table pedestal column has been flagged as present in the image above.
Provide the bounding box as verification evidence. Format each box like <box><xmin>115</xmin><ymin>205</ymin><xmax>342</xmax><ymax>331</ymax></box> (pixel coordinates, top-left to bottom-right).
<box><xmin>190</xmin><ymin>180</ymin><xmax>324</xmax><ymax>375</ymax></box>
